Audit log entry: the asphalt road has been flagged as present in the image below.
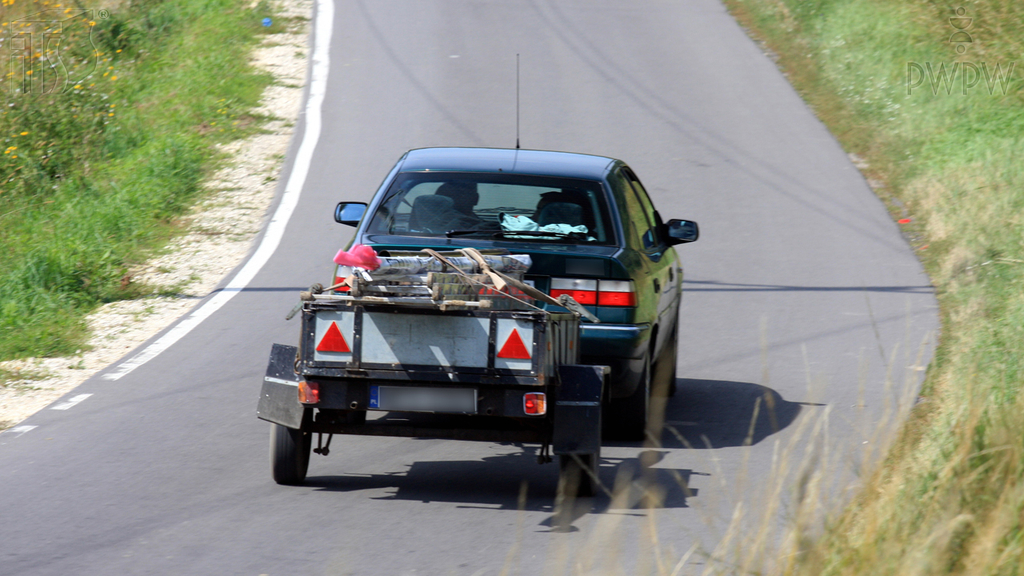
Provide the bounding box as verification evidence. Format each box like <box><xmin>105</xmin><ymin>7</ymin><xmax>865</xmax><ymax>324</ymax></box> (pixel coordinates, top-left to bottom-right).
<box><xmin>0</xmin><ymin>1</ymin><xmax>938</xmax><ymax>574</ymax></box>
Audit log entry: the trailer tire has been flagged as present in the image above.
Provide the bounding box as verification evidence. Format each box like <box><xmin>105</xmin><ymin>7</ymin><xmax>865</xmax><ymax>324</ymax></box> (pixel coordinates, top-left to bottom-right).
<box><xmin>270</xmin><ymin>424</ymin><xmax>311</xmax><ymax>485</ymax></box>
<box><xmin>558</xmin><ymin>452</ymin><xmax>599</xmax><ymax>498</ymax></box>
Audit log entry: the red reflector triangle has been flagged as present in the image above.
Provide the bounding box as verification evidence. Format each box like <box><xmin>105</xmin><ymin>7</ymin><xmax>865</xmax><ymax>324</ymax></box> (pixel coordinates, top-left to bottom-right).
<box><xmin>498</xmin><ymin>329</ymin><xmax>531</xmax><ymax>359</ymax></box>
<box><xmin>316</xmin><ymin>322</ymin><xmax>351</xmax><ymax>353</ymax></box>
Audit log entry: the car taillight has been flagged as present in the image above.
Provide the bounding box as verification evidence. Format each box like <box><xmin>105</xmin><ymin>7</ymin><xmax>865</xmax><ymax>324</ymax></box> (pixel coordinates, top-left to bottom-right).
<box><xmin>550</xmin><ymin>278</ymin><xmax>637</xmax><ymax>307</ymax></box>
<box><xmin>550</xmin><ymin>278</ymin><xmax>597</xmax><ymax>305</ymax></box>
<box><xmin>298</xmin><ymin>381</ymin><xmax>320</xmax><ymax>404</ymax></box>
<box><xmin>523</xmin><ymin>392</ymin><xmax>547</xmax><ymax>415</ymax></box>
<box><xmin>598</xmin><ymin>280</ymin><xmax>637</xmax><ymax>307</ymax></box>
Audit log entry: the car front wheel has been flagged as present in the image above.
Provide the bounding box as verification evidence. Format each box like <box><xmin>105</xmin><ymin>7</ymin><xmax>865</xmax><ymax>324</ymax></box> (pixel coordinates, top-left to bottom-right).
<box><xmin>653</xmin><ymin>324</ymin><xmax>679</xmax><ymax>398</ymax></box>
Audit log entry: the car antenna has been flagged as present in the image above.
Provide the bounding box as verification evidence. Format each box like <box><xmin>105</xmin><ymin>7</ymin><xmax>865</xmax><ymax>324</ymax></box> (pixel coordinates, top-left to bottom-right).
<box><xmin>515</xmin><ymin>53</ymin><xmax>520</xmax><ymax>150</ymax></box>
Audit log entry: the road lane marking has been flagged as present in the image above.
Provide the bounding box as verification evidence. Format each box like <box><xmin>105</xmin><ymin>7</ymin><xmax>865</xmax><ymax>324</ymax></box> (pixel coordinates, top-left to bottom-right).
<box><xmin>6</xmin><ymin>425</ymin><xmax>37</xmax><ymax>437</ymax></box>
<box><xmin>51</xmin><ymin>394</ymin><xmax>93</xmax><ymax>411</ymax></box>
<box><xmin>101</xmin><ymin>0</ymin><xmax>335</xmax><ymax>382</ymax></box>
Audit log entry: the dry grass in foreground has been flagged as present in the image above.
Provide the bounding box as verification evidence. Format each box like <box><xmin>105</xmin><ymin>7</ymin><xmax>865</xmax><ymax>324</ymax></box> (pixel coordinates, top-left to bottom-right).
<box><xmin>722</xmin><ymin>0</ymin><xmax>1024</xmax><ymax>573</ymax></box>
<box><xmin>533</xmin><ymin>328</ymin><xmax>931</xmax><ymax>576</ymax></box>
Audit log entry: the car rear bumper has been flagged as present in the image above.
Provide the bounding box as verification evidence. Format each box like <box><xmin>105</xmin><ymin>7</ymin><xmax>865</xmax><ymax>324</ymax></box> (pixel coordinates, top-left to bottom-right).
<box><xmin>580</xmin><ymin>323</ymin><xmax>650</xmax><ymax>399</ymax></box>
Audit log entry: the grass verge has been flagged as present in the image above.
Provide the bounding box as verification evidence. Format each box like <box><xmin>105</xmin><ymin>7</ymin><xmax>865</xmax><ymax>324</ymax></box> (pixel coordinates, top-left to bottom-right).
<box><xmin>722</xmin><ymin>0</ymin><xmax>1024</xmax><ymax>573</ymax></box>
<box><xmin>0</xmin><ymin>0</ymin><xmax>281</xmax><ymax>361</ymax></box>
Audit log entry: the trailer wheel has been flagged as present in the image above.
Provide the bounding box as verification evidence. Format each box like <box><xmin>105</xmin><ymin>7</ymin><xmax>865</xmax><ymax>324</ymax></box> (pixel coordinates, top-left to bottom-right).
<box><xmin>270</xmin><ymin>424</ymin><xmax>311</xmax><ymax>485</ymax></box>
<box><xmin>558</xmin><ymin>452</ymin><xmax>599</xmax><ymax>498</ymax></box>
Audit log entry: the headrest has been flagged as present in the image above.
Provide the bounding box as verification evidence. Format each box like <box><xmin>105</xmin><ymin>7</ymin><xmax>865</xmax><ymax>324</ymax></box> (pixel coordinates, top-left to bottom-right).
<box><xmin>435</xmin><ymin>182</ymin><xmax>479</xmax><ymax>213</ymax></box>
<box><xmin>413</xmin><ymin>194</ymin><xmax>455</xmax><ymax>213</ymax></box>
<box><xmin>537</xmin><ymin>201</ymin><xmax>584</xmax><ymax>227</ymax></box>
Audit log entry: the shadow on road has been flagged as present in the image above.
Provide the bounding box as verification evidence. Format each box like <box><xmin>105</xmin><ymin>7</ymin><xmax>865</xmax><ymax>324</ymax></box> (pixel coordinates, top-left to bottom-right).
<box><xmin>306</xmin><ymin>446</ymin><xmax>698</xmax><ymax>514</ymax></box>
<box><xmin>304</xmin><ymin>378</ymin><xmax>802</xmax><ymax>531</ymax></box>
<box><xmin>657</xmin><ymin>378</ymin><xmax>806</xmax><ymax>449</ymax></box>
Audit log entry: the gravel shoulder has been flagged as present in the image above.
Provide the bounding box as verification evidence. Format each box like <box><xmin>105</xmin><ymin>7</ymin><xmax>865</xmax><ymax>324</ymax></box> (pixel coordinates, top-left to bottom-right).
<box><xmin>0</xmin><ymin>0</ymin><xmax>312</xmax><ymax>430</ymax></box>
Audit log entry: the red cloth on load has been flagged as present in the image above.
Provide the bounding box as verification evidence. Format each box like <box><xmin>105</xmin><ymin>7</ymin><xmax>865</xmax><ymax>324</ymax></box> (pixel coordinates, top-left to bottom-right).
<box><xmin>333</xmin><ymin>244</ymin><xmax>381</xmax><ymax>270</ymax></box>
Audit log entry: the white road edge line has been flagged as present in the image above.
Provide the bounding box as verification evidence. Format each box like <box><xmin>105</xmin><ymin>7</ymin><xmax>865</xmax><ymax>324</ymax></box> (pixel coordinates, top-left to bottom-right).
<box><xmin>51</xmin><ymin>394</ymin><xmax>93</xmax><ymax>411</ymax></box>
<box><xmin>102</xmin><ymin>0</ymin><xmax>334</xmax><ymax>382</ymax></box>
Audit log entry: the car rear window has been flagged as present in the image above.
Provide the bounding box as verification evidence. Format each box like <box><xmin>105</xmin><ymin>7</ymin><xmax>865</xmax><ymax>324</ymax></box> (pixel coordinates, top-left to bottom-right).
<box><xmin>365</xmin><ymin>172</ymin><xmax>614</xmax><ymax>244</ymax></box>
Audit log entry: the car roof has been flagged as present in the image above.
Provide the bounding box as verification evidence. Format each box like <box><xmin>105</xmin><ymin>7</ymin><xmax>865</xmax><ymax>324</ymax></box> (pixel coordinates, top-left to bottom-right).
<box><xmin>398</xmin><ymin>147</ymin><xmax>618</xmax><ymax>180</ymax></box>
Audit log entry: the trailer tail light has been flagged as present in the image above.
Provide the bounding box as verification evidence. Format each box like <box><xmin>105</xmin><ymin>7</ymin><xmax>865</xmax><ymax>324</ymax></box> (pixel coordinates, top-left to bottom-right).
<box><xmin>332</xmin><ymin>266</ymin><xmax>352</xmax><ymax>292</ymax></box>
<box><xmin>523</xmin><ymin>392</ymin><xmax>547</xmax><ymax>415</ymax></box>
<box><xmin>298</xmin><ymin>381</ymin><xmax>320</xmax><ymax>404</ymax></box>
<box><xmin>550</xmin><ymin>278</ymin><xmax>598</xmax><ymax>305</ymax></box>
<box><xmin>598</xmin><ymin>280</ymin><xmax>637</xmax><ymax>307</ymax></box>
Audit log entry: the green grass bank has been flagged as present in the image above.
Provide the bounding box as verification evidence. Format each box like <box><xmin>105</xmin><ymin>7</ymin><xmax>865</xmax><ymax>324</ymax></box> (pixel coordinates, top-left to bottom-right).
<box><xmin>0</xmin><ymin>0</ymin><xmax>280</xmax><ymax>363</ymax></box>
<box><xmin>722</xmin><ymin>0</ymin><xmax>1023</xmax><ymax>573</ymax></box>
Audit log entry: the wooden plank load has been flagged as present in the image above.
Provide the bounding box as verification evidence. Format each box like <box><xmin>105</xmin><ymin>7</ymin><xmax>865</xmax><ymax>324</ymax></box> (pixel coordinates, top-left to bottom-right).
<box><xmin>332</xmin><ymin>248</ymin><xmax>536</xmax><ymax>311</ymax></box>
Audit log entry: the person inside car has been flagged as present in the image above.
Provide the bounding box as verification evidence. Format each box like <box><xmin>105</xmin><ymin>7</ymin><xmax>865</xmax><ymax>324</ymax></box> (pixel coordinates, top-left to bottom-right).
<box><xmin>436</xmin><ymin>182</ymin><xmax>481</xmax><ymax>219</ymax></box>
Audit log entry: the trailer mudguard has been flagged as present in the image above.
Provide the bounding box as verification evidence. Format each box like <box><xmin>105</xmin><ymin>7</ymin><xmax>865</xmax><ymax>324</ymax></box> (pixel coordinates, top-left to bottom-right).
<box><xmin>552</xmin><ymin>365</ymin><xmax>607</xmax><ymax>455</ymax></box>
<box><xmin>257</xmin><ymin>344</ymin><xmax>306</xmax><ymax>429</ymax></box>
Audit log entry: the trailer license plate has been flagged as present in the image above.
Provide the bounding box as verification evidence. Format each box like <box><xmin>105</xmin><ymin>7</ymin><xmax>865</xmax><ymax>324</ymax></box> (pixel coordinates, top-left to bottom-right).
<box><xmin>369</xmin><ymin>386</ymin><xmax>477</xmax><ymax>414</ymax></box>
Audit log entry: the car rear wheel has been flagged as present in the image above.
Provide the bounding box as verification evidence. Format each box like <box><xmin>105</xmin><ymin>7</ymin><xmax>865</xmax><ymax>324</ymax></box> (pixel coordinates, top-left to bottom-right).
<box><xmin>270</xmin><ymin>424</ymin><xmax>311</xmax><ymax>485</ymax></box>
<box><xmin>606</xmin><ymin>352</ymin><xmax>650</xmax><ymax>441</ymax></box>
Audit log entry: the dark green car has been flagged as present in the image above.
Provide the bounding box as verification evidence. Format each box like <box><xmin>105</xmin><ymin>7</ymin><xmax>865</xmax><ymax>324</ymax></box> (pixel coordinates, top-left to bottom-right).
<box><xmin>334</xmin><ymin>147</ymin><xmax>698</xmax><ymax>439</ymax></box>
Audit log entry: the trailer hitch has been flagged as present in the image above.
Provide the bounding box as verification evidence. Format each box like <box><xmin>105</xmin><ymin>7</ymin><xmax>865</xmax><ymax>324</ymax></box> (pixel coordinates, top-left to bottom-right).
<box><xmin>313</xmin><ymin>433</ymin><xmax>333</xmax><ymax>456</ymax></box>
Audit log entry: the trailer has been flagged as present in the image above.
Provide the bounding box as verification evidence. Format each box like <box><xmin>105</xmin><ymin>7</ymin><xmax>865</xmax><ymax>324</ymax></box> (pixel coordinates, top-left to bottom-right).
<box><xmin>257</xmin><ymin>248</ymin><xmax>607</xmax><ymax>497</ymax></box>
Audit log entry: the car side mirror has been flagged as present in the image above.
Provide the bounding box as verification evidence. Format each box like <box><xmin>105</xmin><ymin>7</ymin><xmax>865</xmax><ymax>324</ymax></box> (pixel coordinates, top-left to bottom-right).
<box><xmin>334</xmin><ymin>202</ymin><xmax>367</xmax><ymax>227</ymax></box>
<box><xmin>665</xmin><ymin>219</ymin><xmax>699</xmax><ymax>245</ymax></box>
